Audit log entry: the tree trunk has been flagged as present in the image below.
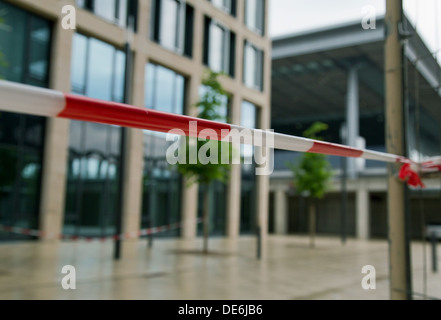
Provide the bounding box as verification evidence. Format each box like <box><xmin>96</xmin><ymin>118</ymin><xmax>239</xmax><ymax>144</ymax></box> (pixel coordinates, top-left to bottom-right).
<box><xmin>202</xmin><ymin>184</ymin><xmax>210</xmax><ymax>254</ymax></box>
<box><xmin>309</xmin><ymin>201</ymin><xmax>316</xmax><ymax>248</ymax></box>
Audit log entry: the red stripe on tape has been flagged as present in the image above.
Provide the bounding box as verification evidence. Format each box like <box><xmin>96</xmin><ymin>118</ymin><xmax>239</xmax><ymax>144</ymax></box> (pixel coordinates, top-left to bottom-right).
<box><xmin>308</xmin><ymin>141</ymin><xmax>364</xmax><ymax>158</ymax></box>
<box><xmin>60</xmin><ymin>94</ymin><xmax>232</xmax><ymax>139</ymax></box>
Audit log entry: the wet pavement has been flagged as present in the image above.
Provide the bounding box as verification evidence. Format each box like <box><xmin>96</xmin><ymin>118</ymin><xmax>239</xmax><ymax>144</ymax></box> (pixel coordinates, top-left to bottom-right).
<box><xmin>0</xmin><ymin>235</ymin><xmax>440</xmax><ymax>300</ymax></box>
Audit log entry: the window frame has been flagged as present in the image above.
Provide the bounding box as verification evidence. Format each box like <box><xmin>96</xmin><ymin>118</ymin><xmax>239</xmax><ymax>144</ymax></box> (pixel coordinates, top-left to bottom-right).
<box><xmin>204</xmin><ymin>17</ymin><xmax>235</xmax><ymax>77</ymax></box>
<box><xmin>150</xmin><ymin>0</ymin><xmax>193</xmax><ymax>58</ymax></box>
<box><xmin>71</xmin><ymin>33</ymin><xmax>127</xmax><ymax>103</ymax></box>
<box><xmin>75</xmin><ymin>0</ymin><xmax>138</xmax><ymax>29</ymax></box>
<box><xmin>243</xmin><ymin>40</ymin><xmax>263</xmax><ymax>91</ymax></box>
<box><xmin>209</xmin><ymin>0</ymin><xmax>237</xmax><ymax>16</ymax></box>
<box><xmin>244</xmin><ymin>0</ymin><xmax>265</xmax><ymax>36</ymax></box>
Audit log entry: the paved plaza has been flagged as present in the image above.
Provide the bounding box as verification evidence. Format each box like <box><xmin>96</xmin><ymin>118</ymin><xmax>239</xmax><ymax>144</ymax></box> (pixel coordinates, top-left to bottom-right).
<box><xmin>0</xmin><ymin>235</ymin><xmax>440</xmax><ymax>300</ymax></box>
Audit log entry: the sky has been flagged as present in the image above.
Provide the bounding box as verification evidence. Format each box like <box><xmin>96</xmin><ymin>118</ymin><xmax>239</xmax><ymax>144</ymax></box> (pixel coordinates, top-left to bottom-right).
<box><xmin>269</xmin><ymin>0</ymin><xmax>441</xmax><ymax>62</ymax></box>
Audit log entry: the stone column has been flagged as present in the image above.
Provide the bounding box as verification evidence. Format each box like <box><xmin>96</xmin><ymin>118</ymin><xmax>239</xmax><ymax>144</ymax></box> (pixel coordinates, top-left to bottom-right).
<box><xmin>226</xmin><ymin>87</ymin><xmax>243</xmax><ymax>239</ymax></box>
<box><xmin>346</xmin><ymin>66</ymin><xmax>359</xmax><ymax>180</ymax></box>
<box><xmin>180</xmin><ymin>4</ymin><xmax>204</xmax><ymax>239</ymax></box>
<box><xmin>274</xmin><ymin>189</ymin><xmax>288</xmax><ymax>235</ymax></box>
<box><xmin>356</xmin><ymin>186</ymin><xmax>370</xmax><ymax>239</ymax></box>
<box><xmin>121</xmin><ymin>1</ymin><xmax>149</xmax><ymax>238</ymax></box>
<box><xmin>39</xmin><ymin>5</ymin><xmax>73</xmax><ymax>240</ymax></box>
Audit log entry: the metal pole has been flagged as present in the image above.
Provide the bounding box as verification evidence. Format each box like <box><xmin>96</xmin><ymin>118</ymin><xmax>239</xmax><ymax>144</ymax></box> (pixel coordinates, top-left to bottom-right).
<box><xmin>385</xmin><ymin>0</ymin><xmax>412</xmax><ymax>299</ymax></box>
<box><xmin>431</xmin><ymin>232</ymin><xmax>438</xmax><ymax>273</ymax></box>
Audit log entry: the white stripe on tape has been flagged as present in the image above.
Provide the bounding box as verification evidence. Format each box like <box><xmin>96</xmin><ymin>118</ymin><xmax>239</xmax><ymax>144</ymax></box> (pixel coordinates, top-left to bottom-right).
<box><xmin>0</xmin><ymin>80</ymin><xmax>65</xmax><ymax>117</ymax></box>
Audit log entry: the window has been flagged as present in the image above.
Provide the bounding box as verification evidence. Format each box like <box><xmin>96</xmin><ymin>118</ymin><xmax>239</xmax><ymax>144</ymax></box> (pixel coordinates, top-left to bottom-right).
<box><xmin>141</xmin><ymin>63</ymin><xmax>186</xmax><ymax>237</ymax></box>
<box><xmin>71</xmin><ymin>33</ymin><xmax>126</xmax><ymax>102</ymax></box>
<box><xmin>0</xmin><ymin>1</ymin><xmax>51</xmax><ymax>240</ymax></box>
<box><xmin>209</xmin><ymin>0</ymin><xmax>237</xmax><ymax>16</ymax></box>
<box><xmin>145</xmin><ymin>63</ymin><xmax>185</xmax><ymax>115</ymax></box>
<box><xmin>65</xmin><ymin>33</ymin><xmax>126</xmax><ymax>237</ymax></box>
<box><xmin>245</xmin><ymin>0</ymin><xmax>265</xmax><ymax>35</ymax></box>
<box><xmin>243</xmin><ymin>40</ymin><xmax>263</xmax><ymax>91</ymax></box>
<box><xmin>203</xmin><ymin>17</ymin><xmax>236</xmax><ymax>77</ymax></box>
<box><xmin>0</xmin><ymin>4</ymin><xmax>51</xmax><ymax>86</ymax></box>
<box><xmin>75</xmin><ymin>0</ymin><xmax>137</xmax><ymax>28</ymax></box>
<box><xmin>150</xmin><ymin>0</ymin><xmax>194</xmax><ymax>57</ymax></box>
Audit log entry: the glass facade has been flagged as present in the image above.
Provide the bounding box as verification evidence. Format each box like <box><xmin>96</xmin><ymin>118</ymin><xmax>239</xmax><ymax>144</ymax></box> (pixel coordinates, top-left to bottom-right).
<box><xmin>0</xmin><ymin>1</ymin><xmax>51</xmax><ymax>240</ymax></box>
<box><xmin>240</xmin><ymin>101</ymin><xmax>258</xmax><ymax>234</ymax></box>
<box><xmin>142</xmin><ymin>63</ymin><xmax>185</xmax><ymax>237</ymax></box>
<box><xmin>243</xmin><ymin>40</ymin><xmax>263</xmax><ymax>91</ymax></box>
<box><xmin>0</xmin><ymin>0</ymin><xmax>268</xmax><ymax>242</ymax></box>
<box><xmin>75</xmin><ymin>0</ymin><xmax>137</xmax><ymax>28</ymax></box>
<box><xmin>204</xmin><ymin>17</ymin><xmax>236</xmax><ymax>77</ymax></box>
<box><xmin>150</xmin><ymin>0</ymin><xmax>194</xmax><ymax>57</ymax></box>
<box><xmin>245</xmin><ymin>0</ymin><xmax>265</xmax><ymax>35</ymax></box>
<box><xmin>64</xmin><ymin>33</ymin><xmax>126</xmax><ymax>237</ymax></box>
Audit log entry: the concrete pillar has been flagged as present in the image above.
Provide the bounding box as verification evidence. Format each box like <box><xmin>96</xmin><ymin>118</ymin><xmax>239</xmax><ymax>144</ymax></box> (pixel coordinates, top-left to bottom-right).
<box><xmin>356</xmin><ymin>186</ymin><xmax>370</xmax><ymax>239</ymax></box>
<box><xmin>39</xmin><ymin>5</ymin><xmax>72</xmax><ymax>240</ymax></box>
<box><xmin>226</xmin><ymin>94</ymin><xmax>242</xmax><ymax>239</ymax></box>
<box><xmin>256</xmin><ymin>105</ymin><xmax>271</xmax><ymax>258</ymax></box>
<box><xmin>274</xmin><ymin>189</ymin><xmax>288</xmax><ymax>235</ymax></box>
<box><xmin>225</xmin><ymin>0</ymin><xmax>246</xmax><ymax>240</ymax></box>
<box><xmin>346</xmin><ymin>66</ymin><xmax>359</xmax><ymax>180</ymax></box>
<box><xmin>254</xmin><ymin>0</ymin><xmax>272</xmax><ymax>258</ymax></box>
<box><xmin>120</xmin><ymin>113</ymin><xmax>144</xmax><ymax>236</ymax></box>
<box><xmin>121</xmin><ymin>2</ymin><xmax>149</xmax><ymax>237</ymax></box>
<box><xmin>180</xmin><ymin>4</ymin><xmax>204</xmax><ymax>239</ymax></box>
<box><xmin>226</xmin><ymin>164</ymin><xmax>241</xmax><ymax>238</ymax></box>
<box><xmin>181</xmin><ymin>177</ymin><xmax>199</xmax><ymax>239</ymax></box>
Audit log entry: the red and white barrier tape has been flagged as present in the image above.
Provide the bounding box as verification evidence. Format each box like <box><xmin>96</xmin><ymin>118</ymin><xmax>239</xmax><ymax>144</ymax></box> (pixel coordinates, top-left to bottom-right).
<box><xmin>0</xmin><ymin>80</ymin><xmax>439</xmax><ymax>187</ymax></box>
<box><xmin>0</xmin><ymin>218</ymin><xmax>203</xmax><ymax>241</ymax></box>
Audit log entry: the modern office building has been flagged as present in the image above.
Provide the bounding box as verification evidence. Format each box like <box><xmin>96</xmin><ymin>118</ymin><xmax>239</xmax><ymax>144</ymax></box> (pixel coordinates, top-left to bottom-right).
<box><xmin>0</xmin><ymin>0</ymin><xmax>271</xmax><ymax>242</ymax></box>
<box><xmin>269</xmin><ymin>16</ymin><xmax>441</xmax><ymax>240</ymax></box>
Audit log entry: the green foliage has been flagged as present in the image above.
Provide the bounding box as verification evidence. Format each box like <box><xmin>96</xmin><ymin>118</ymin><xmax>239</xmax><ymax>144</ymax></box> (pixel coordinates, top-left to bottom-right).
<box><xmin>177</xmin><ymin>138</ymin><xmax>233</xmax><ymax>186</ymax></box>
<box><xmin>196</xmin><ymin>70</ymin><xmax>228</xmax><ymax>122</ymax></box>
<box><xmin>286</xmin><ymin>122</ymin><xmax>333</xmax><ymax>199</ymax></box>
<box><xmin>176</xmin><ymin>70</ymin><xmax>233</xmax><ymax>186</ymax></box>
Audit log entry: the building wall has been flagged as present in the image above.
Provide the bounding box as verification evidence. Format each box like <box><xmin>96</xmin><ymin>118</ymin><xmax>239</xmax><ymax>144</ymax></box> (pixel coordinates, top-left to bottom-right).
<box><xmin>0</xmin><ymin>0</ymin><xmax>271</xmax><ymax>241</ymax></box>
<box><xmin>270</xmin><ymin>173</ymin><xmax>441</xmax><ymax>240</ymax></box>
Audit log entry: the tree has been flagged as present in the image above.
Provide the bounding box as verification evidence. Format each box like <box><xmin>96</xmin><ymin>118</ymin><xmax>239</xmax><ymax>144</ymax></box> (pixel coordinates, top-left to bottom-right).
<box><xmin>176</xmin><ymin>70</ymin><xmax>233</xmax><ymax>254</ymax></box>
<box><xmin>286</xmin><ymin>122</ymin><xmax>333</xmax><ymax>248</ymax></box>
